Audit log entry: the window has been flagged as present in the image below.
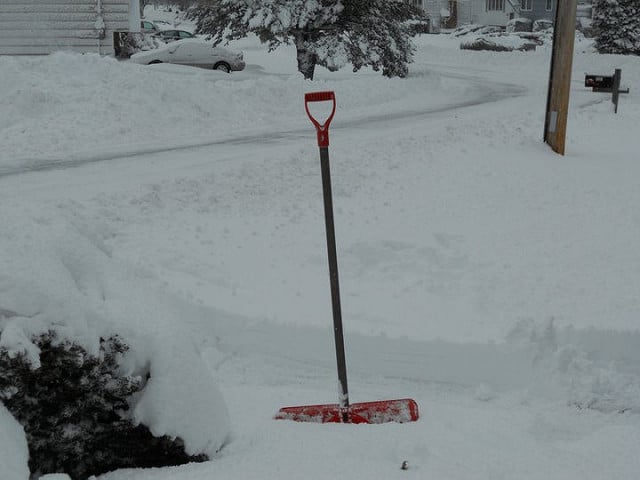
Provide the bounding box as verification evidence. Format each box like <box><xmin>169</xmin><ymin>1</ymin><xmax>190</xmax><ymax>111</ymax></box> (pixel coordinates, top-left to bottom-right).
<box><xmin>520</xmin><ymin>0</ymin><xmax>533</xmax><ymax>10</ymax></box>
<box><xmin>545</xmin><ymin>0</ymin><xmax>552</xmax><ymax>10</ymax></box>
<box><xmin>486</xmin><ymin>0</ymin><xmax>504</xmax><ymax>11</ymax></box>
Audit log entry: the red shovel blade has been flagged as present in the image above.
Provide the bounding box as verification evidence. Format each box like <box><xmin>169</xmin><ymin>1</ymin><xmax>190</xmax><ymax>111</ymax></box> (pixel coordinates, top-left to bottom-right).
<box><xmin>275</xmin><ymin>398</ymin><xmax>419</xmax><ymax>424</ymax></box>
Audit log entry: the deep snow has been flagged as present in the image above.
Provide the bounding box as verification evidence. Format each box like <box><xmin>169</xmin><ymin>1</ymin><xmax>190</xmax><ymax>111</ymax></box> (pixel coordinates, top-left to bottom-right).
<box><xmin>1</xmin><ymin>11</ymin><xmax>639</xmax><ymax>480</ymax></box>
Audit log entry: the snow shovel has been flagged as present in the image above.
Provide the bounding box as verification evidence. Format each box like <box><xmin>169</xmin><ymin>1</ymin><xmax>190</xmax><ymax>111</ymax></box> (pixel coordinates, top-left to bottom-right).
<box><xmin>275</xmin><ymin>91</ymin><xmax>419</xmax><ymax>424</ymax></box>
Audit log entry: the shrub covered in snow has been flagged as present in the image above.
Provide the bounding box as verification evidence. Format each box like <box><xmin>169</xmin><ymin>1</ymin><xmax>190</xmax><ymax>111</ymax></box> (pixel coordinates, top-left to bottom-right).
<box><xmin>114</xmin><ymin>32</ymin><xmax>162</xmax><ymax>58</ymax></box>
<box><xmin>0</xmin><ymin>208</ymin><xmax>231</xmax><ymax>479</ymax></box>
<box><xmin>460</xmin><ymin>35</ymin><xmax>538</xmax><ymax>52</ymax></box>
<box><xmin>532</xmin><ymin>19</ymin><xmax>553</xmax><ymax>32</ymax></box>
<box><xmin>451</xmin><ymin>24</ymin><xmax>504</xmax><ymax>37</ymax></box>
<box><xmin>506</xmin><ymin>17</ymin><xmax>533</xmax><ymax>33</ymax></box>
<box><xmin>0</xmin><ymin>330</ymin><xmax>207</xmax><ymax>479</ymax></box>
<box><xmin>593</xmin><ymin>0</ymin><xmax>640</xmax><ymax>54</ymax></box>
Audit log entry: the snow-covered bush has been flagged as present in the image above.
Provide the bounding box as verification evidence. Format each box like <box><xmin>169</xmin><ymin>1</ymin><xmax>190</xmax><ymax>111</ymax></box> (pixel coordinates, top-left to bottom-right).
<box><xmin>0</xmin><ymin>330</ymin><xmax>206</xmax><ymax>479</ymax></box>
<box><xmin>114</xmin><ymin>32</ymin><xmax>163</xmax><ymax>58</ymax></box>
<box><xmin>506</xmin><ymin>17</ymin><xmax>533</xmax><ymax>33</ymax></box>
<box><xmin>0</xmin><ymin>209</ymin><xmax>230</xmax><ymax>479</ymax></box>
<box><xmin>114</xmin><ymin>32</ymin><xmax>142</xmax><ymax>58</ymax></box>
<box><xmin>532</xmin><ymin>19</ymin><xmax>553</xmax><ymax>32</ymax></box>
<box><xmin>460</xmin><ymin>35</ymin><xmax>537</xmax><ymax>52</ymax></box>
<box><xmin>406</xmin><ymin>17</ymin><xmax>431</xmax><ymax>35</ymax></box>
<box><xmin>452</xmin><ymin>24</ymin><xmax>504</xmax><ymax>37</ymax></box>
<box><xmin>593</xmin><ymin>0</ymin><xmax>640</xmax><ymax>54</ymax></box>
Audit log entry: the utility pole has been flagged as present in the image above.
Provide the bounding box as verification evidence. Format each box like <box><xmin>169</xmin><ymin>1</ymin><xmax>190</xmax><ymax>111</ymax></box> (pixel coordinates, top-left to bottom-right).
<box><xmin>544</xmin><ymin>0</ymin><xmax>577</xmax><ymax>155</ymax></box>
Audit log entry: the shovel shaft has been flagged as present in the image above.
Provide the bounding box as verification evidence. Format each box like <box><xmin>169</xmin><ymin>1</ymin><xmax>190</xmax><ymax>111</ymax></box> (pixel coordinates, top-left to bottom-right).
<box><xmin>277</xmin><ymin>91</ymin><xmax>420</xmax><ymax>426</ymax></box>
<box><xmin>319</xmin><ymin>146</ymin><xmax>349</xmax><ymax>422</ymax></box>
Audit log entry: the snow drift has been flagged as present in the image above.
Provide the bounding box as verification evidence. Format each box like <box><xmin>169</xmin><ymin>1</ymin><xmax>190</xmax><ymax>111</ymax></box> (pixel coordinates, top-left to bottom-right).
<box><xmin>0</xmin><ymin>205</ymin><xmax>230</xmax><ymax>477</ymax></box>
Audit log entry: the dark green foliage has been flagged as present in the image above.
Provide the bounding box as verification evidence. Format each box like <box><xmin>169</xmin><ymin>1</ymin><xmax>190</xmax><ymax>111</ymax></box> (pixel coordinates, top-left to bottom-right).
<box><xmin>340</xmin><ymin>0</ymin><xmax>418</xmax><ymax>78</ymax></box>
<box><xmin>0</xmin><ymin>331</ymin><xmax>207</xmax><ymax>479</ymax></box>
<box><xmin>189</xmin><ymin>0</ymin><xmax>420</xmax><ymax>79</ymax></box>
<box><xmin>593</xmin><ymin>0</ymin><xmax>640</xmax><ymax>54</ymax></box>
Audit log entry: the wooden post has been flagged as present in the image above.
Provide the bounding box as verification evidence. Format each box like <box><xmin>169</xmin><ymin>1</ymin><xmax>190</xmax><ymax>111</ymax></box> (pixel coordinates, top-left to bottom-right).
<box><xmin>612</xmin><ymin>68</ymin><xmax>621</xmax><ymax>113</ymax></box>
<box><xmin>544</xmin><ymin>0</ymin><xmax>578</xmax><ymax>155</ymax></box>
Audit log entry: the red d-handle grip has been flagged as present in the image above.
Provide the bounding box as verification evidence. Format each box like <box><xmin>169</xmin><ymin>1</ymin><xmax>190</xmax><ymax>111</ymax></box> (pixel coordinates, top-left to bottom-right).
<box><xmin>305</xmin><ymin>91</ymin><xmax>336</xmax><ymax>147</ymax></box>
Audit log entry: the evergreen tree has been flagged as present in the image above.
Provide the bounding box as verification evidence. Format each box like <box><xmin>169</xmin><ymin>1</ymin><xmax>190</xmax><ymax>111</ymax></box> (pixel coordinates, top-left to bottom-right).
<box><xmin>189</xmin><ymin>0</ymin><xmax>420</xmax><ymax>79</ymax></box>
<box><xmin>0</xmin><ymin>331</ymin><xmax>206</xmax><ymax>479</ymax></box>
<box><xmin>593</xmin><ymin>0</ymin><xmax>640</xmax><ymax>55</ymax></box>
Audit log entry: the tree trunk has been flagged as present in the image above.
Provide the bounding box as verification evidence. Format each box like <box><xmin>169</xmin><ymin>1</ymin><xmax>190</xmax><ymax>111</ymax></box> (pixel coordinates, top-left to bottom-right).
<box><xmin>140</xmin><ymin>0</ymin><xmax>148</xmax><ymax>18</ymax></box>
<box><xmin>294</xmin><ymin>34</ymin><xmax>317</xmax><ymax>80</ymax></box>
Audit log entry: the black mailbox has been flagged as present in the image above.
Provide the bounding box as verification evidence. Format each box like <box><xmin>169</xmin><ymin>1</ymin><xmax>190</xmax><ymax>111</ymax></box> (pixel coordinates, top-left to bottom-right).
<box><xmin>584</xmin><ymin>69</ymin><xmax>629</xmax><ymax>114</ymax></box>
<box><xmin>585</xmin><ymin>74</ymin><xmax>614</xmax><ymax>90</ymax></box>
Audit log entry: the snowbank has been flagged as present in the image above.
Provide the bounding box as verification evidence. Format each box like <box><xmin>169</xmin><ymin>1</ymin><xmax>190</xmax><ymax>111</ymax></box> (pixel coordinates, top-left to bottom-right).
<box><xmin>0</xmin><ymin>42</ymin><xmax>473</xmax><ymax>170</ymax></box>
<box><xmin>0</xmin><ymin>205</ymin><xmax>230</xmax><ymax>459</ymax></box>
<box><xmin>0</xmin><ymin>402</ymin><xmax>29</xmax><ymax>480</ymax></box>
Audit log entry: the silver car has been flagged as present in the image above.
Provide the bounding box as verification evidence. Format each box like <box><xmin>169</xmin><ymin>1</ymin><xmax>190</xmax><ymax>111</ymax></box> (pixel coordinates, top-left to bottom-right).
<box><xmin>130</xmin><ymin>39</ymin><xmax>245</xmax><ymax>72</ymax></box>
<box><xmin>140</xmin><ymin>20</ymin><xmax>159</xmax><ymax>34</ymax></box>
<box><xmin>154</xmin><ymin>29</ymin><xmax>195</xmax><ymax>43</ymax></box>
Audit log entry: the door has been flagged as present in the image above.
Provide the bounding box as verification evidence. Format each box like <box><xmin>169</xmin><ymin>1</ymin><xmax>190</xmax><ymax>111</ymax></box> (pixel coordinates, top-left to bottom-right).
<box><xmin>169</xmin><ymin>42</ymin><xmax>201</xmax><ymax>66</ymax></box>
<box><xmin>443</xmin><ymin>0</ymin><xmax>458</xmax><ymax>28</ymax></box>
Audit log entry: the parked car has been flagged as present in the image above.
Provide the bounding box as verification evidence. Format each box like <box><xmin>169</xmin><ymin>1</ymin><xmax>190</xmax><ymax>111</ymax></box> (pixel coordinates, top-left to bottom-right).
<box><xmin>140</xmin><ymin>20</ymin><xmax>159</xmax><ymax>34</ymax></box>
<box><xmin>129</xmin><ymin>39</ymin><xmax>245</xmax><ymax>72</ymax></box>
<box><xmin>151</xmin><ymin>19</ymin><xmax>173</xmax><ymax>28</ymax></box>
<box><xmin>154</xmin><ymin>29</ymin><xmax>195</xmax><ymax>43</ymax></box>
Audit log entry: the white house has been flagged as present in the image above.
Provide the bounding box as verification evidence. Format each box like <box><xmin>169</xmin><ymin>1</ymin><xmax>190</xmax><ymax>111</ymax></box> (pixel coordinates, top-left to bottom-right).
<box><xmin>0</xmin><ymin>0</ymin><xmax>141</xmax><ymax>56</ymax></box>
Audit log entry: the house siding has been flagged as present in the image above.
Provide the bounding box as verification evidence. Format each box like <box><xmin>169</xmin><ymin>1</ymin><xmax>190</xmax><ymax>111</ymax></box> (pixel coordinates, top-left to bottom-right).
<box><xmin>456</xmin><ymin>0</ymin><xmax>475</xmax><ymax>25</ymax></box>
<box><xmin>0</xmin><ymin>0</ymin><xmax>135</xmax><ymax>56</ymax></box>
<box><xmin>421</xmin><ymin>0</ymin><xmax>444</xmax><ymax>30</ymax></box>
<box><xmin>473</xmin><ymin>0</ymin><xmax>518</xmax><ymax>27</ymax></box>
<box><xmin>577</xmin><ymin>0</ymin><xmax>592</xmax><ymax>19</ymax></box>
<box><xmin>420</xmin><ymin>0</ymin><xmax>473</xmax><ymax>30</ymax></box>
<box><xmin>471</xmin><ymin>0</ymin><xmax>556</xmax><ymax>26</ymax></box>
<box><xmin>517</xmin><ymin>0</ymin><xmax>556</xmax><ymax>23</ymax></box>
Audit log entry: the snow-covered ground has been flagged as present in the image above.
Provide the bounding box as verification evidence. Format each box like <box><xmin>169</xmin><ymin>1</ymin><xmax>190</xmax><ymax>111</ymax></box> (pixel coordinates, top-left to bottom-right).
<box><xmin>1</xmin><ymin>18</ymin><xmax>640</xmax><ymax>480</ymax></box>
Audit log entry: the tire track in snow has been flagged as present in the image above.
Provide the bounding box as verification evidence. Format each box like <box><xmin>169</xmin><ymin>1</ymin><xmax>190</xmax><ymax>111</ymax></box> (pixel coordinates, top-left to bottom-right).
<box><xmin>0</xmin><ymin>74</ymin><xmax>526</xmax><ymax>179</ymax></box>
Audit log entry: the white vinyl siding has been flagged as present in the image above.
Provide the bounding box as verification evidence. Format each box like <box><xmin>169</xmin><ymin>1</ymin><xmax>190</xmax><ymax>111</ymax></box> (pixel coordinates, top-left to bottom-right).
<box><xmin>0</xmin><ymin>0</ymin><xmax>133</xmax><ymax>55</ymax></box>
